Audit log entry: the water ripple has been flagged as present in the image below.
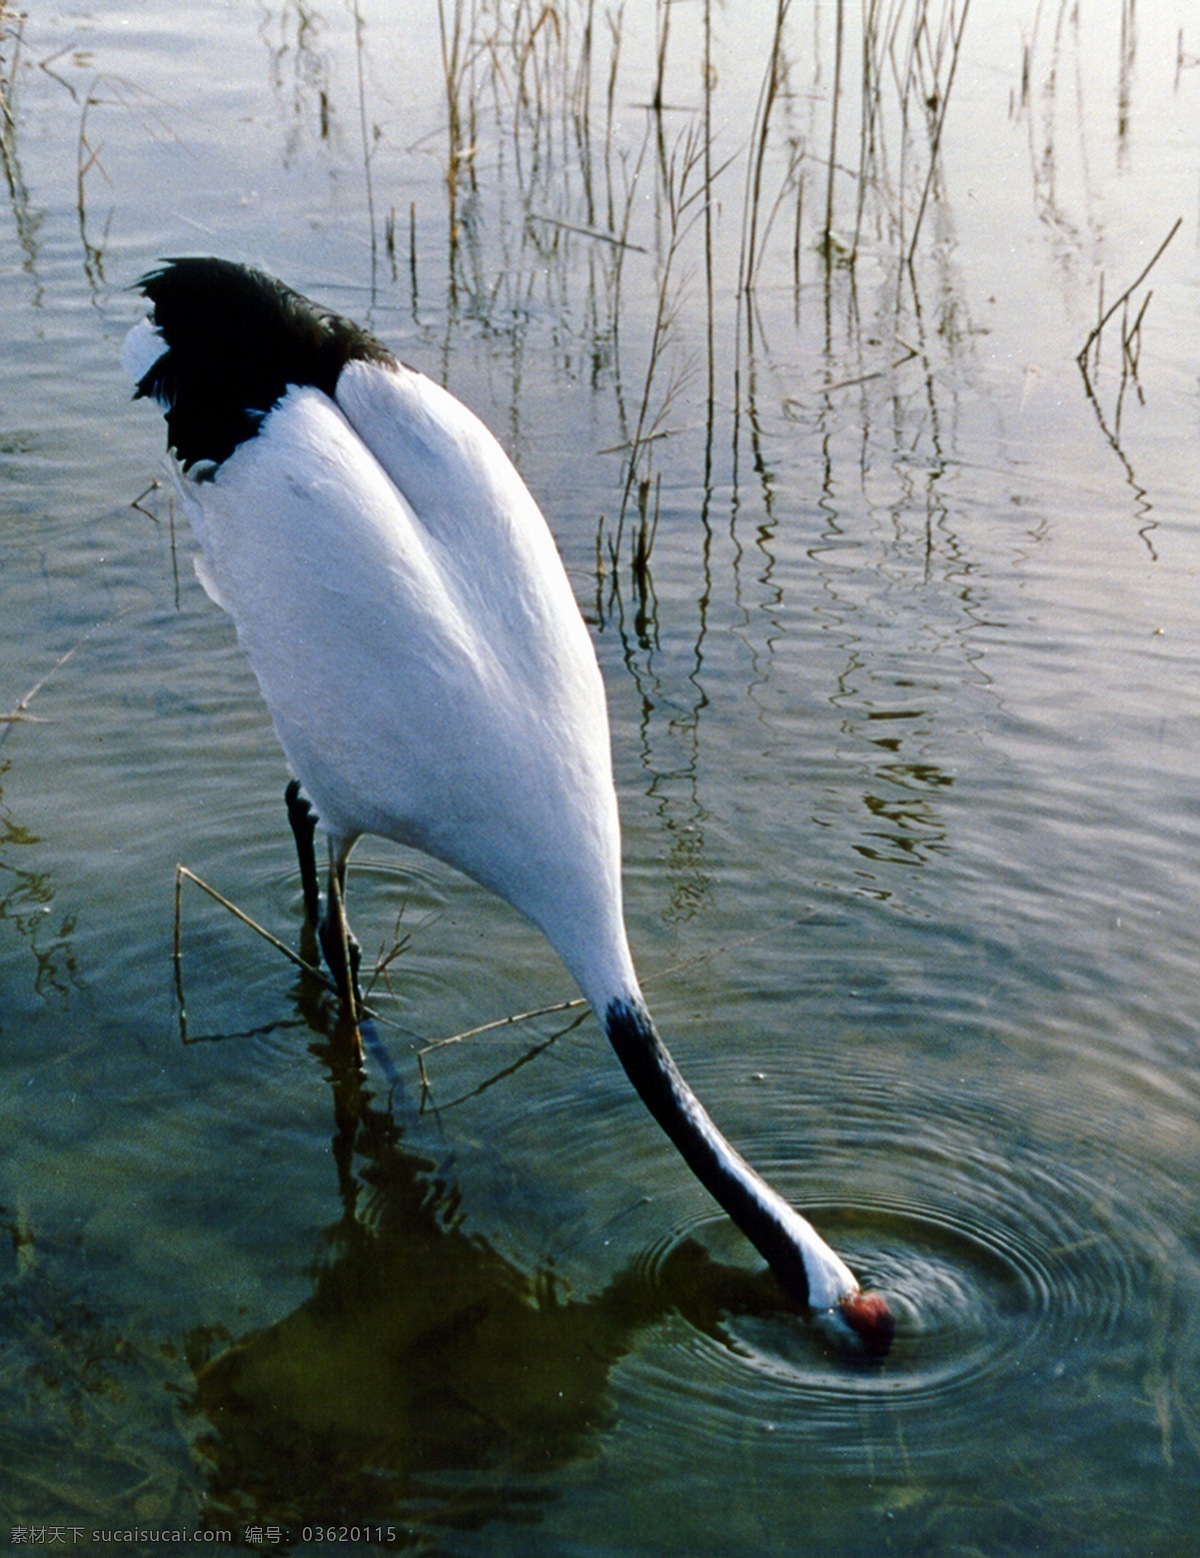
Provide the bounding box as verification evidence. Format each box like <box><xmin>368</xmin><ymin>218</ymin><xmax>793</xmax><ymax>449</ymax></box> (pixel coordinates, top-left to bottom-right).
<box><xmin>626</xmin><ymin>1138</ymin><xmax>1147</xmax><ymax>1466</ymax></box>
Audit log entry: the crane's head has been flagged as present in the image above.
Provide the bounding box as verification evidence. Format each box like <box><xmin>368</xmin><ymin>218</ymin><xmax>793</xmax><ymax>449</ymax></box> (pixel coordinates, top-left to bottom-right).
<box><xmin>834</xmin><ymin>1289</ymin><xmax>896</xmax><ymax>1357</ymax></box>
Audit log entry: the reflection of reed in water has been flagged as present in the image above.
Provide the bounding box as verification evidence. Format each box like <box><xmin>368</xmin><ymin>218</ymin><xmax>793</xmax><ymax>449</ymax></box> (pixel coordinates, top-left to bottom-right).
<box><xmin>0</xmin><ymin>755</ymin><xmax>80</xmax><ymax>1000</ymax></box>
<box><xmin>1</xmin><ymin>631</ymin><xmax>106</xmax><ymax>998</ymax></box>
<box><xmin>188</xmin><ymin>1060</ymin><xmax>798</xmax><ymax>1533</ymax></box>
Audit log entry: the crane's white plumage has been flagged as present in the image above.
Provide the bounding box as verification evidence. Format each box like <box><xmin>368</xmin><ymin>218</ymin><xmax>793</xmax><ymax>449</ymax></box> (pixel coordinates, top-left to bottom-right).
<box><xmin>124</xmin><ymin>258</ymin><xmax>893</xmax><ymax>1354</ymax></box>
<box><xmin>166</xmin><ymin>369</ymin><xmax>631</xmax><ymax>1015</ymax></box>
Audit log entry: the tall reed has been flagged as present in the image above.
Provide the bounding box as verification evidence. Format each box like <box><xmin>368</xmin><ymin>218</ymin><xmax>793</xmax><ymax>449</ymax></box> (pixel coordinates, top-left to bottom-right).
<box><xmin>412</xmin><ymin>0</ymin><xmax>976</xmax><ymax>594</ymax></box>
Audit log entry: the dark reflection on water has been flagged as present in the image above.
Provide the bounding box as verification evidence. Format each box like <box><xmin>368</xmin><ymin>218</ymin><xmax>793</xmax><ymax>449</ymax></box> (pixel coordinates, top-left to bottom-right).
<box><xmin>186</xmin><ymin>1031</ymin><xmax>814</xmax><ymax>1539</ymax></box>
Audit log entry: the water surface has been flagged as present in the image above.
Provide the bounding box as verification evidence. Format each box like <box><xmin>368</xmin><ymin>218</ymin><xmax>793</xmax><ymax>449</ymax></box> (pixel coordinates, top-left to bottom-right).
<box><xmin>2</xmin><ymin>1</ymin><xmax>1199</xmax><ymax>1552</ymax></box>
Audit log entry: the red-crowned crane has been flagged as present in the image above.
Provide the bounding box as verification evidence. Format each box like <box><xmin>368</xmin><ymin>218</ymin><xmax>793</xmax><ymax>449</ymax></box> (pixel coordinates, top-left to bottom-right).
<box><xmin>123</xmin><ymin>258</ymin><xmax>893</xmax><ymax>1355</ymax></box>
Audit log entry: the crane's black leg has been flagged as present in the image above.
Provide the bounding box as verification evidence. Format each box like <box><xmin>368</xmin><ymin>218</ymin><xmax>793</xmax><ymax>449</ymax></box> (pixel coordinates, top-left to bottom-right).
<box><xmin>287</xmin><ymin>791</ymin><xmax>362</xmax><ymax>1032</ymax></box>
<box><xmin>285</xmin><ymin>778</ymin><xmax>321</xmax><ymax>926</ymax></box>
<box><xmin>319</xmin><ymin>838</ymin><xmax>363</xmax><ymax>1022</ymax></box>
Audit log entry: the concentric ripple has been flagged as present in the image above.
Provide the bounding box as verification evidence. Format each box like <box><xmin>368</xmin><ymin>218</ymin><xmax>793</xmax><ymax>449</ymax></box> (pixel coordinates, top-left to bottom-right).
<box><xmin>623</xmin><ymin>1141</ymin><xmax>1149</xmax><ymax>1466</ymax></box>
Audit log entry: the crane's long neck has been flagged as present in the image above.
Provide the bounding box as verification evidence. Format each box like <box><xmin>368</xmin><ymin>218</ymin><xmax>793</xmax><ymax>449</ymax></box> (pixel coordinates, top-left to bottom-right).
<box><xmin>603</xmin><ymin>996</ymin><xmax>858</xmax><ymax>1314</ymax></box>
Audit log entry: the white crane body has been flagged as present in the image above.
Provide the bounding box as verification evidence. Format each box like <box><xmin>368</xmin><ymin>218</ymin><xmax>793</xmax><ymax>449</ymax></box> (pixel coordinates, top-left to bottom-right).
<box><xmin>123</xmin><ymin>258</ymin><xmax>892</xmax><ymax>1353</ymax></box>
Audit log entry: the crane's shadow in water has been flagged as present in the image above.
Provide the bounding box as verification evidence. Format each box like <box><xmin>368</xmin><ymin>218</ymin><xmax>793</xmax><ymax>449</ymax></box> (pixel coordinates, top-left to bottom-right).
<box><xmin>184</xmin><ymin>997</ymin><xmax>804</xmax><ymax>1539</ymax></box>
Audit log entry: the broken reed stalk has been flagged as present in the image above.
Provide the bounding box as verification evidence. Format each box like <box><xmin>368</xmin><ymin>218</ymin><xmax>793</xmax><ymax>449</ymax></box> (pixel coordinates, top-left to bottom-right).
<box><xmin>603</xmin><ymin>2</ymin><xmax>624</xmax><ymax>233</ymax></box>
<box><xmin>1</xmin><ymin>613</ymin><xmax>133</xmax><ymax>746</ymax></box>
<box><xmin>651</xmin><ymin>0</ymin><xmax>670</xmax><ymax>112</ymax></box>
<box><xmin>573</xmin><ymin>0</ymin><xmax>596</xmax><ymax>223</ymax></box>
<box><xmin>1122</xmin><ymin>289</ymin><xmax>1152</xmax><ymax>382</ymax></box>
<box><xmin>418</xmin><ymin>994</ymin><xmax>585</xmax><ymax>1064</ymax></box>
<box><xmin>882</xmin><ymin>0</ymin><xmax>920</xmax><ymax>259</ymax></box>
<box><xmin>526</xmin><ymin>210</ymin><xmax>646</xmax><ymax>250</ymax></box>
<box><xmin>1076</xmin><ymin>216</ymin><xmax>1182</xmax><ymax>372</ymax></box>
<box><xmin>630</xmin><ymin>472</ymin><xmax>660</xmax><ymax>607</ymax></box>
<box><xmin>415</xmin><ymin>921</ymin><xmax>780</xmax><ymax>1095</ymax></box>
<box><xmin>409</xmin><ymin>200</ymin><xmax>419</xmax><ymax>312</ymax></box>
<box><xmin>512</xmin><ymin>0</ymin><xmax>563</xmax><ymax>169</ymax></box>
<box><xmin>75</xmin><ymin>86</ymin><xmax>113</xmax><ymax>286</ymax></box>
<box><xmin>172</xmin><ymin>862</ymin><xmax>422</xmax><ymax>1074</ymax></box>
<box><xmin>174</xmin><ymin>864</ymin><xmax>326</xmax><ymax>984</ymax></box>
<box><xmin>608</xmin><ymin>123</ymin><xmax>650</xmax><ymax>363</ymax></box>
<box><xmin>172</xmin><ymin>862</ymin><xmax>589</xmax><ymax>1092</ymax></box>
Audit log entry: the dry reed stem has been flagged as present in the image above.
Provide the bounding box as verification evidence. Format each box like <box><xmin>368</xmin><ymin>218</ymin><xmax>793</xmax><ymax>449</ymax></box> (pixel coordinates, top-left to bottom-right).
<box><xmin>0</xmin><ymin>4</ymin><xmax>23</xmax><ymax>197</ymax></box>
<box><xmin>173</xmin><ymin>865</ymin><xmax>326</xmax><ymax>983</ymax></box>
<box><xmin>612</xmin><ymin>120</ymin><xmax>711</xmax><ymax>557</ymax></box>
<box><xmin>172</xmin><ymin>864</ymin><xmax>394</xmax><ymax>1041</ymax></box>
<box><xmin>525</xmin><ymin>210</ymin><xmax>646</xmax><ymax>250</ymax></box>
<box><xmin>351</xmin><ymin>0</ymin><xmax>379</xmax><ymax>298</ymax></box>
<box><xmin>823</xmin><ymin>0</ymin><xmax>843</xmax><ymax>249</ymax></box>
<box><xmin>169</xmin><ymin>865</ymin><xmax>589</xmax><ymax>1088</ymax></box>
<box><xmin>1</xmin><ymin>613</ymin><xmax>134</xmax><ymax>746</ymax></box>
<box><xmin>906</xmin><ymin>0</ymin><xmax>971</xmax><ymax>264</ymax></box>
<box><xmin>738</xmin><ymin>0</ymin><xmax>793</xmax><ymax>294</ymax></box>
<box><xmin>418</xmin><ymin>994</ymin><xmax>586</xmax><ymax>1063</ymax></box>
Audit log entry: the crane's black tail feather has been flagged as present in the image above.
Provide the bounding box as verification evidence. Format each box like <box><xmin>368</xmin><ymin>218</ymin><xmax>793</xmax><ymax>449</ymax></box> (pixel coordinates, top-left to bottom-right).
<box><xmin>130</xmin><ymin>257</ymin><xmax>393</xmax><ymax>471</ymax></box>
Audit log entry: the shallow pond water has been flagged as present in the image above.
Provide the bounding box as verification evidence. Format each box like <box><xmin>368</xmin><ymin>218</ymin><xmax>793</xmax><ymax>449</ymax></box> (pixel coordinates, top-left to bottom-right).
<box><xmin>2</xmin><ymin>0</ymin><xmax>1199</xmax><ymax>1553</ymax></box>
